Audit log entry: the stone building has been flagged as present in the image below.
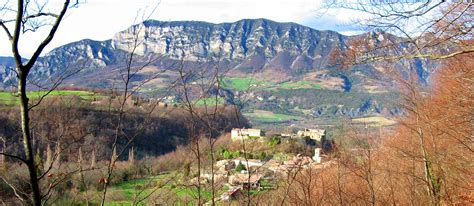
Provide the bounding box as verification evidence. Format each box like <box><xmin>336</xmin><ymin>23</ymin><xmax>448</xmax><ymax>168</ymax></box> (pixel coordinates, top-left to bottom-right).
<box><xmin>297</xmin><ymin>128</ymin><xmax>326</xmax><ymax>142</ymax></box>
<box><xmin>231</xmin><ymin>128</ymin><xmax>262</xmax><ymax>141</ymax></box>
<box><xmin>229</xmin><ymin>173</ymin><xmax>263</xmax><ymax>190</ymax></box>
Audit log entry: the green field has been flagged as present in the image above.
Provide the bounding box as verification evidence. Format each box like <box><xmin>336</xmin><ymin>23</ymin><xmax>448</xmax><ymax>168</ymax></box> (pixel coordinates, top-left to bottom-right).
<box><xmin>170</xmin><ymin>186</ymin><xmax>212</xmax><ymax>201</ymax></box>
<box><xmin>104</xmin><ymin>176</ymin><xmax>168</xmax><ymax>205</ymax></box>
<box><xmin>244</xmin><ymin>110</ymin><xmax>303</xmax><ymax>123</ymax></box>
<box><xmin>0</xmin><ymin>92</ymin><xmax>15</xmax><ymax>104</ymax></box>
<box><xmin>104</xmin><ymin>174</ymin><xmax>215</xmax><ymax>205</ymax></box>
<box><xmin>0</xmin><ymin>90</ymin><xmax>103</xmax><ymax>105</ymax></box>
<box><xmin>111</xmin><ymin>178</ymin><xmax>154</xmax><ymax>200</ymax></box>
<box><xmin>221</xmin><ymin>77</ymin><xmax>321</xmax><ymax>92</ymax></box>
<box><xmin>221</xmin><ymin>77</ymin><xmax>271</xmax><ymax>91</ymax></box>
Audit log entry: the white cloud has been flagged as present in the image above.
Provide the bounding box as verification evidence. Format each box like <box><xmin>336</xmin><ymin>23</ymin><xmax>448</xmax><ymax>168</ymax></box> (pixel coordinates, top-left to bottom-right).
<box><xmin>0</xmin><ymin>0</ymin><xmax>360</xmax><ymax>57</ymax></box>
<box><xmin>154</xmin><ymin>0</ymin><xmax>320</xmax><ymax>23</ymax></box>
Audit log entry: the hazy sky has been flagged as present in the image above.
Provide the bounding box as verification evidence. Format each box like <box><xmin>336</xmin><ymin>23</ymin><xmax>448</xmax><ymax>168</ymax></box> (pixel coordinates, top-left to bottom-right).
<box><xmin>0</xmin><ymin>0</ymin><xmax>362</xmax><ymax>57</ymax></box>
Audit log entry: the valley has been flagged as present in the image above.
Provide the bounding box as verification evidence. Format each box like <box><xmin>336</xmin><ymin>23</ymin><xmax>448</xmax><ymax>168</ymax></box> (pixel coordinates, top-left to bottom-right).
<box><xmin>0</xmin><ymin>19</ymin><xmax>420</xmax><ymax>126</ymax></box>
<box><xmin>1</xmin><ymin>1</ymin><xmax>472</xmax><ymax>203</ymax></box>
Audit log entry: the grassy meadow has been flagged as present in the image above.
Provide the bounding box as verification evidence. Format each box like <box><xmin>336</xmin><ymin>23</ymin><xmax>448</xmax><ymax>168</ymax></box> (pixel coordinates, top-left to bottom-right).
<box><xmin>221</xmin><ymin>77</ymin><xmax>321</xmax><ymax>92</ymax></box>
<box><xmin>244</xmin><ymin>110</ymin><xmax>303</xmax><ymax>123</ymax></box>
<box><xmin>0</xmin><ymin>90</ymin><xmax>103</xmax><ymax>105</ymax></box>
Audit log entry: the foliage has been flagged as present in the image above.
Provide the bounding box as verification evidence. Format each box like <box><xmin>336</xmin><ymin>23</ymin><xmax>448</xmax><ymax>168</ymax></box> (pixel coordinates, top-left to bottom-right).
<box><xmin>222</xmin><ymin>150</ymin><xmax>232</xmax><ymax>159</ymax></box>
<box><xmin>235</xmin><ymin>161</ymin><xmax>246</xmax><ymax>172</ymax></box>
<box><xmin>221</xmin><ymin>149</ymin><xmax>240</xmax><ymax>159</ymax></box>
<box><xmin>268</xmin><ymin>136</ymin><xmax>281</xmax><ymax>147</ymax></box>
<box><xmin>266</xmin><ymin>53</ymin><xmax>474</xmax><ymax>206</ymax></box>
<box><xmin>0</xmin><ymin>99</ymin><xmax>248</xmax><ymax>163</ymax></box>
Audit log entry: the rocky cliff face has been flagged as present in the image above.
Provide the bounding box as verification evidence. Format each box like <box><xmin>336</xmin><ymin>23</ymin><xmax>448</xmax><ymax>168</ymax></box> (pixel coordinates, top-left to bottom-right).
<box><xmin>112</xmin><ymin>19</ymin><xmax>346</xmax><ymax>66</ymax></box>
<box><xmin>0</xmin><ymin>19</ymin><xmax>360</xmax><ymax>87</ymax></box>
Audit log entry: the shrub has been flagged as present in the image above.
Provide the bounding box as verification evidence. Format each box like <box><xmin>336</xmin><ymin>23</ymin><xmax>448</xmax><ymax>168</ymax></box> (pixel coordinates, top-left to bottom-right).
<box><xmin>222</xmin><ymin>150</ymin><xmax>232</xmax><ymax>159</ymax></box>
<box><xmin>248</xmin><ymin>136</ymin><xmax>260</xmax><ymax>140</ymax></box>
<box><xmin>268</xmin><ymin>136</ymin><xmax>281</xmax><ymax>147</ymax></box>
<box><xmin>235</xmin><ymin>161</ymin><xmax>246</xmax><ymax>172</ymax></box>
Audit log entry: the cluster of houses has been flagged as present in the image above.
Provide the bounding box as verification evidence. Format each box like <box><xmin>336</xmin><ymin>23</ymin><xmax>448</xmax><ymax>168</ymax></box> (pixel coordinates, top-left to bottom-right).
<box><xmin>230</xmin><ymin>128</ymin><xmax>326</xmax><ymax>142</ymax></box>
<box><xmin>207</xmin><ymin>127</ymin><xmax>328</xmax><ymax>201</ymax></box>
<box><xmin>213</xmin><ymin>150</ymin><xmax>328</xmax><ymax>201</ymax></box>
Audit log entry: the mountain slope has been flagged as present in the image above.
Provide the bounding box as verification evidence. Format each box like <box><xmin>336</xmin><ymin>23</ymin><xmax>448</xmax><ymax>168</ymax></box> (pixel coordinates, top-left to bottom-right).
<box><xmin>0</xmin><ymin>19</ymin><xmax>434</xmax><ymax>126</ymax></box>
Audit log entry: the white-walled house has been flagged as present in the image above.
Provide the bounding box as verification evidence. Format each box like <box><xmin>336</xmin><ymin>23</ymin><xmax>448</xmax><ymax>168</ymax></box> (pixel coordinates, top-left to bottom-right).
<box><xmin>231</xmin><ymin>128</ymin><xmax>262</xmax><ymax>141</ymax></box>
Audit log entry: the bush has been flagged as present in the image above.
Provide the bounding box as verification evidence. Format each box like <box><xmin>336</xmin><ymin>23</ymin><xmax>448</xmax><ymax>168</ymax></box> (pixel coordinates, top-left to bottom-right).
<box><xmin>110</xmin><ymin>163</ymin><xmax>137</xmax><ymax>184</ymax></box>
<box><xmin>222</xmin><ymin>150</ymin><xmax>232</xmax><ymax>159</ymax></box>
<box><xmin>221</xmin><ymin>149</ymin><xmax>242</xmax><ymax>159</ymax></box>
<box><xmin>268</xmin><ymin>136</ymin><xmax>281</xmax><ymax>147</ymax></box>
<box><xmin>248</xmin><ymin>136</ymin><xmax>260</xmax><ymax>140</ymax></box>
<box><xmin>235</xmin><ymin>161</ymin><xmax>246</xmax><ymax>172</ymax></box>
<box><xmin>233</xmin><ymin>151</ymin><xmax>241</xmax><ymax>158</ymax></box>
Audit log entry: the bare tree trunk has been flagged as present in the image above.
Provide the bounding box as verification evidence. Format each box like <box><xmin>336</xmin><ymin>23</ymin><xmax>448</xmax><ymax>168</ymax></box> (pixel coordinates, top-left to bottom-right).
<box><xmin>366</xmin><ymin>149</ymin><xmax>376</xmax><ymax>206</ymax></box>
<box><xmin>336</xmin><ymin>160</ymin><xmax>344</xmax><ymax>206</ymax></box>
<box><xmin>208</xmin><ymin>132</ymin><xmax>215</xmax><ymax>206</ymax></box>
<box><xmin>45</xmin><ymin>144</ymin><xmax>52</xmax><ymax>172</ymax></box>
<box><xmin>196</xmin><ymin>139</ymin><xmax>202</xmax><ymax>205</ymax></box>
<box><xmin>416</xmin><ymin>118</ymin><xmax>440</xmax><ymax>206</ymax></box>
<box><xmin>128</xmin><ymin>147</ymin><xmax>134</xmax><ymax>165</ymax></box>
<box><xmin>0</xmin><ymin>138</ymin><xmax>6</xmax><ymax>172</ymax></box>
<box><xmin>18</xmin><ymin>73</ymin><xmax>41</xmax><ymax>206</ymax></box>
<box><xmin>90</xmin><ymin>149</ymin><xmax>96</xmax><ymax>169</ymax></box>
<box><xmin>0</xmin><ymin>0</ymin><xmax>73</xmax><ymax>203</ymax></box>
<box><xmin>53</xmin><ymin>142</ymin><xmax>61</xmax><ymax>170</ymax></box>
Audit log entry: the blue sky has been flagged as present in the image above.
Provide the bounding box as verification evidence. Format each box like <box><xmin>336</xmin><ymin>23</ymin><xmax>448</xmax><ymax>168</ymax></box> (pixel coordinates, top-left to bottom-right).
<box><xmin>0</xmin><ymin>0</ymin><xmax>363</xmax><ymax>57</ymax></box>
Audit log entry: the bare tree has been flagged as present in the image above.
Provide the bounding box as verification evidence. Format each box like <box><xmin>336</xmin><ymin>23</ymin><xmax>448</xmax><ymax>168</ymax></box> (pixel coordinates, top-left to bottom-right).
<box><xmin>322</xmin><ymin>2</ymin><xmax>473</xmax><ymax>205</ymax></box>
<box><xmin>0</xmin><ymin>137</ymin><xmax>6</xmax><ymax>171</ymax></box>
<box><xmin>0</xmin><ymin>1</ymin><xmax>81</xmax><ymax>205</ymax></box>
<box><xmin>323</xmin><ymin>0</ymin><xmax>473</xmax><ymax>63</ymax></box>
<box><xmin>95</xmin><ymin>4</ymin><xmax>196</xmax><ymax>205</ymax></box>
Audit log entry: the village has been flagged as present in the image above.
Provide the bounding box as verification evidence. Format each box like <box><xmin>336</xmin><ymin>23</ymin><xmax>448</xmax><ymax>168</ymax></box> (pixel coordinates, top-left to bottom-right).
<box><xmin>193</xmin><ymin>127</ymin><xmax>334</xmax><ymax>202</ymax></box>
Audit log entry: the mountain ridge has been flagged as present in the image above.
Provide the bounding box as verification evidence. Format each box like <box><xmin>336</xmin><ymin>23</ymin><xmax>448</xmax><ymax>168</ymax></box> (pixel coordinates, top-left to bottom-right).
<box><xmin>0</xmin><ymin>18</ymin><xmax>431</xmax><ymax>125</ymax></box>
